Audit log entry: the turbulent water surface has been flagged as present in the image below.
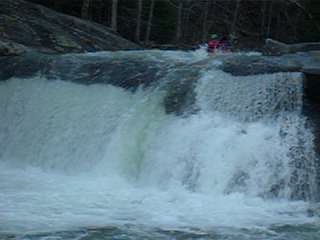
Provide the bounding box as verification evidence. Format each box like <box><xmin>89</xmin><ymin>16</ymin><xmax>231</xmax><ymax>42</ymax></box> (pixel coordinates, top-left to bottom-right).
<box><xmin>0</xmin><ymin>50</ymin><xmax>320</xmax><ymax>240</ymax></box>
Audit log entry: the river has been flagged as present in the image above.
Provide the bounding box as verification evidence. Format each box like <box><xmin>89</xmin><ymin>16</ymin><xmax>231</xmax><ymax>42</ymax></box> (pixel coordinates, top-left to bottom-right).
<box><xmin>0</xmin><ymin>50</ymin><xmax>319</xmax><ymax>240</ymax></box>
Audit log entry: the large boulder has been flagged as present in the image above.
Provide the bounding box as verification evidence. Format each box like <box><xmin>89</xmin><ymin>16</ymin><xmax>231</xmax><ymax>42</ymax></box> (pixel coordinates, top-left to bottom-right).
<box><xmin>264</xmin><ymin>39</ymin><xmax>320</xmax><ymax>55</ymax></box>
<box><xmin>0</xmin><ymin>50</ymin><xmax>203</xmax><ymax>114</ymax></box>
<box><xmin>220</xmin><ymin>55</ymin><xmax>301</xmax><ymax>76</ymax></box>
<box><xmin>0</xmin><ymin>51</ymin><xmax>173</xmax><ymax>90</ymax></box>
<box><xmin>217</xmin><ymin>52</ymin><xmax>320</xmax><ymax>76</ymax></box>
<box><xmin>0</xmin><ymin>0</ymin><xmax>140</xmax><ymax>54</ymax></box>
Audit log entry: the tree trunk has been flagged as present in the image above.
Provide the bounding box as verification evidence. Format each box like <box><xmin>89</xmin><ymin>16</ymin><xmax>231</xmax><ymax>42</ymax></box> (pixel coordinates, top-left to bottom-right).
<box><xmin>104</xmin><ymin>1</ymin><xmax>110</xmax><ymax>26</ymax></box>
<box><xmin>201</xmin><ymin>0</ymin><xmax>210</xmax><ymax>42</ymax></box>
<box><xmin>267</xmin><ymin>0</ymin><xmax>274</xmax><ymax>38</ymax></box>
<box><xmin>52</xmin><ymin>0</ymin><xmax>60</xmax><ymax>10</ymax></box>
<box><xmin>111</xmin><ymin>0</ymin><xmax>118</xmax><ymax>32</ymax></box>
<box><xmin>135</xmin><ymin>0</ymin><xmax>143</xmax><ymax>43</ymax></box>
<box><xmin>231</xmin><ymin>0</ymin><xmax>241</xmax><ymax>36</ymax></box>
<box><xmin>260</xmin><ymin>0</ymin><xmax>267</xmax><ymax>38</ymax></box>
<box><xmin>145</xmin><ymin>0</ymin><xmax>155</xmax><ymax>45</ymax></box>
<box><xmin>81</xmin><ymin>0</ymin><xmax>91</xmax><ymax>20</ymax></box>
<box><xmin>175</xmin><ymin>1</ymin><xmax>183</xmax><ymax>43</ymax></box>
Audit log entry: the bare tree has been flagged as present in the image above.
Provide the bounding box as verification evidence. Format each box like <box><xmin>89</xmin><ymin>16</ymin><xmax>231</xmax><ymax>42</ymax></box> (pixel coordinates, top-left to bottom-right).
<box><xmin>135</xmin><ymin>0</ymin><xmax>143</xmax><ymax>42</ymax></box>
<box><xmin>145</xmin><ymin>0</ymin><xmax>155</xmax><ymax>45</ymax></box>
<box><xmin>266</xmin><ymin>0</ymin><xmax>274</xmax><ymax>38</ymax></box>
<box><xmin>230</xmin><ymin>0</ymin><xmax>241</xmax><ymax>38</ymax></box>
<box><xmin>77</xmin><ymin>0</ymin><xmax>318</xmax><ymax>47</ymax></box>
<box><xmin>111</xmin><ymin>0</ymin><xmax>118</xmax><ymax>32</ymax></box>
<box><xmin>201</xmin><ymin>0</ymin><xmax>210</xmax><ymax>42</ymax></box>
<box><xmin>286</xmin><ymin>0</ymin><xmax>320</xmax><ymax>33</ymax></box>
<box><xmin>260</xmin><ymin>0</ymin><xmax>268</xmax><ymax>38</ymax></box>
<box><xmin>81</xmin><ymin>0</ymin><xmax>91</xmax><ymax>20</ymax></box>
<box><xmin>175</xmin><ymin>0</ymin><xmax>183</xmax><ymax>43</ymax></box>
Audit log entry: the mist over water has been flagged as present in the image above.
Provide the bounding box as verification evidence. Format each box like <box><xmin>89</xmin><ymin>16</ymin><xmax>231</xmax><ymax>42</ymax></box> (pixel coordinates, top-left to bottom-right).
<box><xmin>0</xmin><ymin>51</ymin><xmax>319</xmax><ymax>239</ymax></box>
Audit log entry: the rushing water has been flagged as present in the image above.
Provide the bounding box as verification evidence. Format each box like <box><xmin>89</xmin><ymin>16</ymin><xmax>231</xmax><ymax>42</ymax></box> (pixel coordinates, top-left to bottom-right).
<box><xmin>0</xmin><ymin>50</ymin><xmax>319</xmax><ymax>239</ymax></box>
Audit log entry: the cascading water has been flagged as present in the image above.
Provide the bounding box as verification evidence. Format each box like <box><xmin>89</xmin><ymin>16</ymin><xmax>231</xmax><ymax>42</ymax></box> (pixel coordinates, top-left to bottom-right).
<box><xmin>0</xmin><ymin>50</ymin><xmax>319</xmax><ymax>239</ymax></box>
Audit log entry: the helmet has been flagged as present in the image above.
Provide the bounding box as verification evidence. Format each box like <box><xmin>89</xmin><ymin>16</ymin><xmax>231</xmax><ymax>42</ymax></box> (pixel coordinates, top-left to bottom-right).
<box><xmin>210</xmin><ymin>34</ymin><xmax>218</xmax><ymax>39</ymax></box>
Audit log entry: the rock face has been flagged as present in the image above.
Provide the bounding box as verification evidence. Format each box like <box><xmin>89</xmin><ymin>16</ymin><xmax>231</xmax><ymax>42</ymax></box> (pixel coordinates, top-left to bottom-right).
<box><xmin>264</xmin><ymin>39</ymin><xmax>320</xmax><ymax>55</ymax></box>
<box><xmin>217</xmin><ymin>52</ymin><xmax>320</xmax><ymax>77</ymax></box>
<box><xmin>217</xmin><ymin>52</ymin><xmax>320</xmax><ymax>108</ymax></box>
<box><xmin>0</xmin><ymin>0</ymin><xmax>140</xmax><ymax>54</ymax></box>
<box><xmin>0</xmin><ymin>50</ymin><xmax>204</xmax><ymax>114</ymax></box>
<box><xmin>0</xmin><ymin>52</ymin><xmax>172</xmax><ymax>89</ymax></box>
<box><xmin>0</xmin><ymin>39</ymin><xmax>27</xmax><ymax>56</ymax></box>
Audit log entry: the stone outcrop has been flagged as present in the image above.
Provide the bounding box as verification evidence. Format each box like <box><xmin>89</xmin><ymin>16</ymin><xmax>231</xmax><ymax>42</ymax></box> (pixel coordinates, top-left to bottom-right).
<box><xmin>217</xmin><ymin>52</ymin><xmax>320</xmax><ymax>77</ymax></box>
<box><xmin>0</xmin><ymin>52</ymin><xmax>173</xmax><ymax>89</ymax></box>
<box><xmin>264</xmin><ymin>38</ymin><xmax>320</xmax><ymax>55</ymax></box>
<box><xmin>0</xmin><ymin>0</ymin><xmax>140</xmax><ymax>54</ymax></box>
<box><xmin>0</xmin><ymin>50</ymin><xmax>204</xmax><ymax>114</ymax></box>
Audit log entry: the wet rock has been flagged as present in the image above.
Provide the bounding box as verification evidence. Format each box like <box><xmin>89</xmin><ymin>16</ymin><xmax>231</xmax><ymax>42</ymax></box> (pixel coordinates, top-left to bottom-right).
<box><xmin>220</xmin><ymin>55</ymin><xmax>300</xmax><ymax>76</ymax></box>
<box><xmin>264</xmin><ymin>39</ymin><xmax>291</xmax><ymax>55</ymax></box>
<box><xmin>218</xmin><ymin>52</ymin><xmax>320</xmax><ymax>76</ymax></box>
<box><xmin>265</xmin><ymin>38</ymin><xmax>320</xmax><ymax>56</ymax></box>
<box><xmin>0</xmin><ymin>50</ymin><xmax>205</xmax><ymax>115</ymax></box>
<box><xmin>303</xmin><ymin>67</ymin><xmax>320</xmax><ymax>75</ymax></box>
<box><xmin>0</xmin><ymin>0</ymin><xmax>140</xmax><ymax>54</ymax></box>
<box><xmin>0</xmin><ymin>52</ymin><xmax>173</xmax><ymax>90</ymax></box>
<box><xmin>305</xmin><ymin>73</ymin><xmax>320</xmax><ymax>105</ymax></box>
<box><xmin>163</xmin><ymin>66</ymin><xmax>200</xmax><ymax>115</ymax></box>
<box><xmin>48</xmin><ymin>56</ymin><xmax>170</xmax><ymax>90</ymax></box>
<box><xmin>0</xmin><ymin>39</ymin><xmax>26</xmax><ymax>56</ymax></box>
<box><xmin>0</xmin><ymin>53</ymin><xmax>47</xmax><ymax>80</ymax></box>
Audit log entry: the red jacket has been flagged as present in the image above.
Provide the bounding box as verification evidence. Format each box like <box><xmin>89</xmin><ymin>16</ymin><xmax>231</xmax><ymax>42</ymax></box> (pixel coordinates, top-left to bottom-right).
<box><xmin>208</xmin><ymin>39</ymin><xmax>221</xmax><ymax>49</ymax></box>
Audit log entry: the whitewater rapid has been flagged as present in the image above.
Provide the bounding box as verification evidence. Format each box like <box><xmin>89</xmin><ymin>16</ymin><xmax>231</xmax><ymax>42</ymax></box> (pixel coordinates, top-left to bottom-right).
<box><xmin>0</xmin><ymin>50</ymin><xmax>319</xmax><ymax>235</ymax></box>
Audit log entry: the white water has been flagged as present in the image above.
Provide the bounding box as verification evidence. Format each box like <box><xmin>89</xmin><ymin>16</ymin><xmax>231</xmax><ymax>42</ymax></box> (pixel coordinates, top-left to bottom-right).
<box><xmin>0</xmin><ymin>55</ymin><xmax>318</xmax><ymax>235</ymax></box>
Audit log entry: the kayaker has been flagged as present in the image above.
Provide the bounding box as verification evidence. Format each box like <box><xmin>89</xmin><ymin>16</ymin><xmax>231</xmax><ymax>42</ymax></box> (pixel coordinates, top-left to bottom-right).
<box><xmin>207</xmin><ymin>34</ymin><xmax>221</xmax><ymax>52</ymax></box>
<box><xmin>207</xmin><ymin>34</ymin><xmax>231</xmax><ymax>52</ymax></box>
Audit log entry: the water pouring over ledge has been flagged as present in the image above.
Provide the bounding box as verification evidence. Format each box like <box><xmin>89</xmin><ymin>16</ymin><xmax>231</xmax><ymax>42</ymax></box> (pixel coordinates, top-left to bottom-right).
<box><xmin>0</xmin><ymin>50</ymin><xmax>319</xmax><ymax>239</ymax></box>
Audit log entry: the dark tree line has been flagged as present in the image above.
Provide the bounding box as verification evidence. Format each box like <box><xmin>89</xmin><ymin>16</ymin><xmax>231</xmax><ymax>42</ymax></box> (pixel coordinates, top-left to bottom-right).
<box><xmin>28</xmin><ymin>0</ymin><xmax>320</xmax><ymax>48</ymax></box>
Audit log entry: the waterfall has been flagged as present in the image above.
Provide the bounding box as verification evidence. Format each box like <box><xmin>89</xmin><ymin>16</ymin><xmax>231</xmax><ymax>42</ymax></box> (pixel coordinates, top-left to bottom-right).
<box><xmin>0</xmin><ymin>51</ymin><xmax>318</xmax><ymax>234</ymax></box>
